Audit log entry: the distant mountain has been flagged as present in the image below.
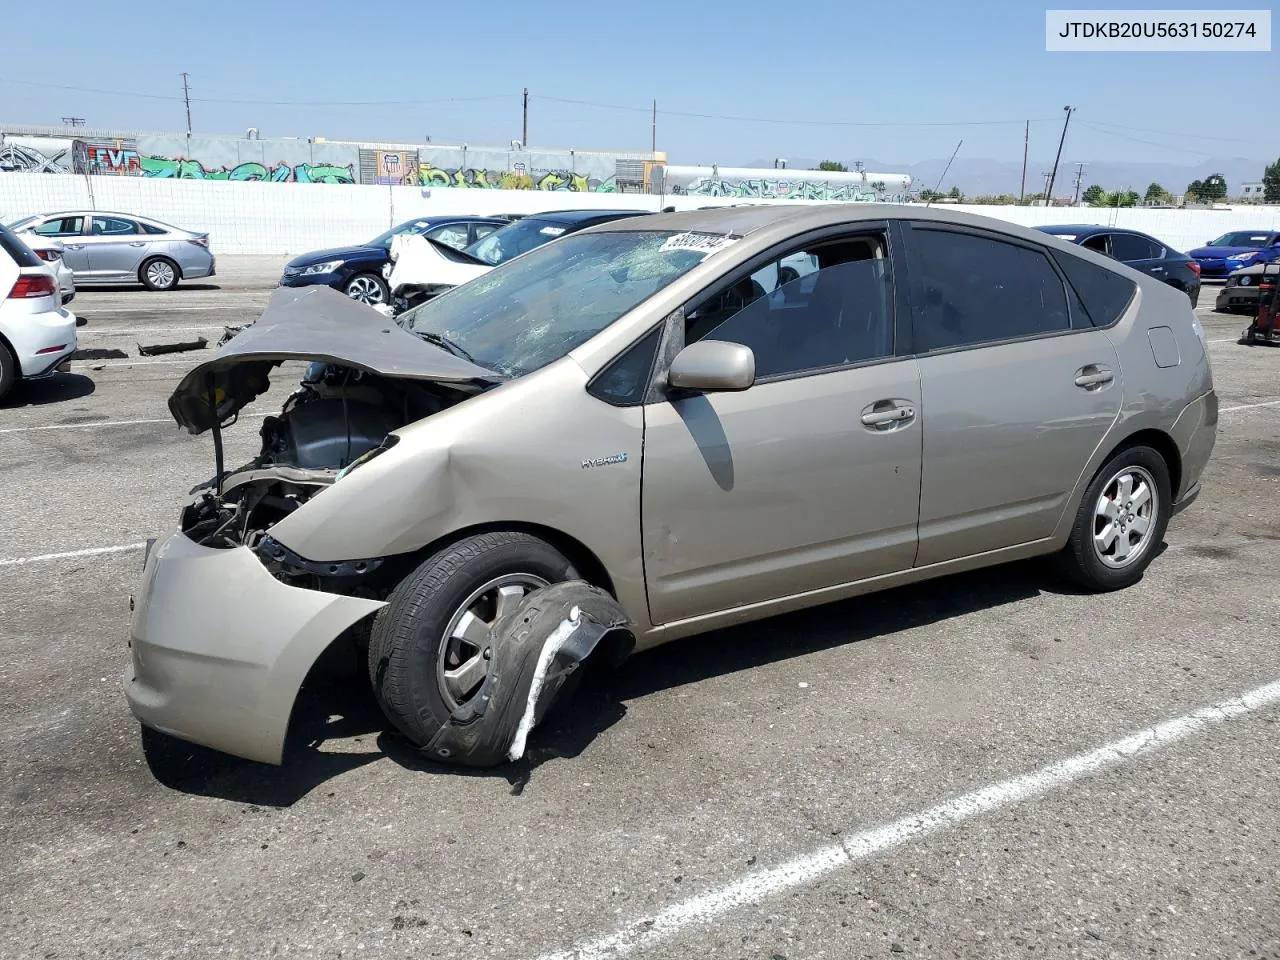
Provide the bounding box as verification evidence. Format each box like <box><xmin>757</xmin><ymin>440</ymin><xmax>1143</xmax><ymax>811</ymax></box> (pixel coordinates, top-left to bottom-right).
<box><xmin>741</xmin><ymin>156</ymin><xmax>1269</xmax><ymax>198</ymax></box>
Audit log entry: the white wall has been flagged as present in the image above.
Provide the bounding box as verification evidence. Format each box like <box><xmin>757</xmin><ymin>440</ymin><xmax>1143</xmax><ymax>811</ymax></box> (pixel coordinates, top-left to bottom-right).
<box><xmin>2</xmin><ymin>173</ymin><xmax>1278</xmax><ymax>256</ymax></box>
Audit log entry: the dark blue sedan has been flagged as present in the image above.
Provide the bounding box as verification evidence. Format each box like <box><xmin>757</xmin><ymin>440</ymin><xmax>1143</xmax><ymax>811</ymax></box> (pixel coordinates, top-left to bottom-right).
<box><xmin>1186</xmin><ymin>230</ymin><xmax>1280</xmax><ymax>279</ymax></box>
<box><xmin>1036</xmin><ymin>224</ymin><xmax>1202</xmax><ymax>306</ymax></box>
<box><xmin>279</xmin><ymin>215</ymin><xmax>512</xmax><ymax>306</ymax></box>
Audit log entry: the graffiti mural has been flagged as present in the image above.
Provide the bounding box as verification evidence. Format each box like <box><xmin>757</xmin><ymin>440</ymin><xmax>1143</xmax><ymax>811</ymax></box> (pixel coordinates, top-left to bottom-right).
<box><xmin>374</xmin><ymin>150</ymin><xmax>418</xmax><ymax>186</ymax></box>
<box><xmin>0</xmin><ymin>138</ymin><xmax>74</xmax><ymax>174</ymax></box>
<box><xmin>676</xmin><ymin>177</ymin><xmax>883</xmax><ymax>202</ymax></box>
<box><xmin>88</xmin><ymin>146</ymin><xmax>140</xmax><ymax>176</ymax></box>
<box><xmin>139</xmin><ymin>156</ymin><xmax>355</xmax><ymax>183</ymax></box>
<box><xmin>416</xmin><ymin>162</ymin><xmax>600</xmax><ymax>191</ymax></box>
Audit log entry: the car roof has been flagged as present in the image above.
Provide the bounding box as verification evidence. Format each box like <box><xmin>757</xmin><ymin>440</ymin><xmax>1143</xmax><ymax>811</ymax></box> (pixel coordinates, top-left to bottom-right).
<box><xmin>1036</xmin><ymin>224</ymin><xmax>1112</xmax><ymax>237</ymax></box>
<box><xmin>520</xmin><ymin>208</ymin><xmax>651</xmax><ymax>225</ymax></box>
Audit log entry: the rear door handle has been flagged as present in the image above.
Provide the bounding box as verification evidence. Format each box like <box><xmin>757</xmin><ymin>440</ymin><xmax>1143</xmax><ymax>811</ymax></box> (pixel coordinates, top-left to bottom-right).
<box><xmin>1149</xmin><ymin>266</ymin><xmax>1165</xmax><ymax>273</ymax></box>
<box><xmin>129</xmin><ymin>241</ymin><xmax>146</xmax><ymax>247</ymax></box>
<box><xmin>66</xmin><ymin>244</ymin><xmax>84</xmax><ymax>250</ymax></box>
<box><xmin>1074</xmin><ymin>367</ymin><xmax>1114</xmax><ymax>388</ymax></box>
<box><xmin>860</xmin><ymin>404</ymin><xmax>915</xmax><ymax>427</ymax></box>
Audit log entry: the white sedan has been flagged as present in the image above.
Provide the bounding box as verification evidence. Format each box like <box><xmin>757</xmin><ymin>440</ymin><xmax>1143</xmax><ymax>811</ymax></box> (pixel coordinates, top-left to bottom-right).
<box><xmin>22</xmin><ymin>234</ymin><xmax>76</xmax><ymax>304</ymax></box>
<box><xmin>0</xmin><ymin>222</ymin><xmax>78</xmax><ymax>402</ymax></box>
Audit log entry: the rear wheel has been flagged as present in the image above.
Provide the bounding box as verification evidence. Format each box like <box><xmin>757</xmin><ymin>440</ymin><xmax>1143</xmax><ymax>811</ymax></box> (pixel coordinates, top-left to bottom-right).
<box><xmin>343</xmin><ymin>272</ymin><xmax>389</xmax><ymax>306</ymax></box>
<box><xmin>0</xmin><ymin>341</ymin><xmax>18</xmax><ymax>402</ymax></box>
<box><xmin>1059</xmin><ymin>445</ymin><xmax>1171</xmax><ymax>591</ymax></box>
<box><xmin>368</xmin><ymin>532</ymin><xmax>578</xmax><ymax>746</ymax></box>
<box><xmin>140</xmin><ymin>257</ymin><xmax>180</xmax><ymax>291</ymax></box>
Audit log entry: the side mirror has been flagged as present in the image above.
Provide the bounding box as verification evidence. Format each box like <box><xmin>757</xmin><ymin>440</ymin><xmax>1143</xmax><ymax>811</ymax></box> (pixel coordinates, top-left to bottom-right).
<box><xmin>667</xmin><ymin>340</ymin><xmax>755</xmax><ymax>393</ymax></box>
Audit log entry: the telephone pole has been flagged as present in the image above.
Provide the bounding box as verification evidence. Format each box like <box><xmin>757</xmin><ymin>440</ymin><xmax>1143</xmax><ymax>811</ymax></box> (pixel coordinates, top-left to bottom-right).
<box><xmin>651</xmin><ymin>99</ymin><xmax>657</xmax><ymax>153</ymax></box>
<box><xmin>522</xmin><ymin>88</ymin><xmax>528</xmax><ymax>147</ymax></box>
<box><xmin>1045</xmin><ymin>105</ymin><xmax>1074</xmax><ymax>206</ymax></box>
<box><xmin>181</xmin><ymin>72</ymin><xmax>193</xmax><ymax>137</ymax></box>
<box><xmin>1071</xmin><ymin>161</ymin><xmax>1087</xmax><ymax>205</ymax></box>
<box><xmin>1019</xmin><ymin>120</ymin><xmax>1029</xmax><ymax>202</ymax></box>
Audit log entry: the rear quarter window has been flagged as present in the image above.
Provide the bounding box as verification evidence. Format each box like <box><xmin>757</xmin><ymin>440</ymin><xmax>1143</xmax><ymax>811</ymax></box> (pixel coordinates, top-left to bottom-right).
<box><xmin>1050</xmin><ymin>248</ymin><xmax>1138</xmax><ymax>327</ymax></box>
<box><xmin>0</xmin><ymin>223</ymin><xmax>43</xmax><ymax>268</ymax></box>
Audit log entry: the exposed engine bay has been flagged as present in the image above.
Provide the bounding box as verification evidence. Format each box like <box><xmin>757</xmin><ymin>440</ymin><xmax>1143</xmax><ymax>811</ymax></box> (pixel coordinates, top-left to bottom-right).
<box><xmin>180</xmin><ymin>361</ymin><xmax>475</xmax><ymax>576</ymax></box>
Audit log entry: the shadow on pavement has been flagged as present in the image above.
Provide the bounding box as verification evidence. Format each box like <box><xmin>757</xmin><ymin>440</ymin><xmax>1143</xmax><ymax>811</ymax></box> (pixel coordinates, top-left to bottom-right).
<box><xmin>2</xmin><ymin>374</ymin><xmax>96</xmax><ymax>407</ymax></box>
<box><xmin>142</xmin><ymin>556</ymin><xmax>1131</xmax><ymax>804</ymax></box>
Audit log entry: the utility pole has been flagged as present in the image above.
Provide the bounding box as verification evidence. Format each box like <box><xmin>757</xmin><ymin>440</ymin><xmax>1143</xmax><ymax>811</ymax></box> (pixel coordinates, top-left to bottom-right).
<box><xmin>1045</xmin><ymin>105</ymin><xmax>1073</xmax><ymax>206</ymax></box>
<box><xmin>522</xmin><ymin>88</ymin><xmax>528</xmax><ymax>147</ymax></box>
<box><xmin>1071</xmin><ymin>161</ymin><xmax>1086</xmax><ymax>204</ymax></box>
<box><xmin>1019</xmin><ymin>120</ymin><xmax>1028</xmax><ymax>202</ymax></box>
<box><xmin>1042</xmin><ymin>171</ymin><xmax>1052</xmax><ymax>202</ymax></box>
<box><xmin>651</xmin><ymin>99</ymin><xmax>657</xmax><ymax>153</ymax></box>
<box><xmin>181</xmin><ymin>72</ymin><xmax>193</xmax><ymax>137</ymax></box>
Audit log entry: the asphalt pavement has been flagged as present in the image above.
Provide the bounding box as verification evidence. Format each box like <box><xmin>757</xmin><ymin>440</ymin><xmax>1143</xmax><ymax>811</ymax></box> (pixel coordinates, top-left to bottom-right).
<box><xmin>1</xmin><ymin>261</ymin><xmax>1278</xmax><ymax>960</ymax></box>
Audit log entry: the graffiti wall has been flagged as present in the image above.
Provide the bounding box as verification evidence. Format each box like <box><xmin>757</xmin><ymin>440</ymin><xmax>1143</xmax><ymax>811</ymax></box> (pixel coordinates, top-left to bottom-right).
<box><xmin>662</xmin><ymin>165</ymin><xmax>914</xmax><ymax>203</ymax></box>
<box><xmin>0</xmin><ymin>129</ymin><xmax>654</xmax><ymax>192</ymax></box>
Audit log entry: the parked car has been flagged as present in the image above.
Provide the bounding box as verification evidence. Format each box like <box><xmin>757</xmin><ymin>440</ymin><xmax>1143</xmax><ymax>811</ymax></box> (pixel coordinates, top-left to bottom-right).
<box><xmin>1214</xmin><ymin>262</ymin><xmax>1270</xmax><ymax>314</ymax></box>
<box><xmin>6</xmin><ymin>210</ymin><xmax>214</xmax><ymax>291</ymax></box>
<box><xmin>1036</xmin><ymin>225</ymin><xmax>1201</xmax><ymax>306</ymax></box>
<box><xmin>279</xmin><ymin>215</ymin><xmax>515</xmax><ymax>307</ymax></box>
<box><xmin>1187</xmin><ymin>230</ymin><xmax>1280</xmax><ymax>278</ymax></box>
<box><xmin>386</xmin><ymin>208</ymin><xmax>651</xmax><ymax>312</ymax></box>
<box><xmin>127</xmin><ymin>204</ymin><xmax>1216</xmax><ymax>769</ymax></box>
<box><xmin>22</xmin><ymin>234</ymin><xmax>76</xmax><ymax>304</ymax></box>
<box><xmin>0</xmin><ymin>222</ymin><xmax>78</xmax><ymax>402</ymax></box>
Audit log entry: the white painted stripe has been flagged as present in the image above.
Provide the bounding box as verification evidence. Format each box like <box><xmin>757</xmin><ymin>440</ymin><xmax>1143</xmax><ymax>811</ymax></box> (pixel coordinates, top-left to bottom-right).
<box><xmin>1208</xmin><ymin>337</ymin><xmax>1239</xmax><ymax>343</ymax></box>
<box><xmin>0</xmin><ymin>543</ymin><xmax>146</xmax><ymax>567</ymax></box>
<box><xmin>69</xmin><ymin>357</ymin><xmax>209</xmax><ymax>369</ymax></box>
<box><xmin>0</xmin><ymin>418</ymin><xmax>172</xmax><ymax>435</ymax></box>
<box><xmin>534</xmin><ymin>677</ymin><xmax>1280</xmax><ymax>960</ymax></box>
<box><xmin>78</xmin><ymin>325</ymin><xmax>230</xmax><ymax>335</ymax></box>
<box><xmin>1221</xmin><ymin>398</ymin><xmax>1280</xmax><ymax>413</ymax></box>
<box><xmin>77</xmin><ymin>303</ymin><xmax>267</xmax><ymax>313</ymax></box>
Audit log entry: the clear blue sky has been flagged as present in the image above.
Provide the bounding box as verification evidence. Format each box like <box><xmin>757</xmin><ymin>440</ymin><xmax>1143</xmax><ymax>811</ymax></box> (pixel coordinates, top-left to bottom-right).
<box><xmin>1</xmin><ymin>0</ymin><xmax>1275</xmax><ymax>170</ymax></box>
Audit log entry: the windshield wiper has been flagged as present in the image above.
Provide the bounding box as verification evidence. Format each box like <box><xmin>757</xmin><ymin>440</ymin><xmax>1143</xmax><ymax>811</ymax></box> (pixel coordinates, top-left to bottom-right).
<box><xmin>416</xmin><ymin>330</ymin><xmax>480</xmax><ymax>364</ymax></box>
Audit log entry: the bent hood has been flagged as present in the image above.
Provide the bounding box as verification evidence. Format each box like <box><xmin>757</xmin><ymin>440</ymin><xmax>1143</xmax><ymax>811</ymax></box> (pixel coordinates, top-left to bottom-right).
<box><xmin>168</xmin><ymin>285</ymin><xmax>500</xmax><ymax>435</ymax></box>
<box><xmin>286</xmin><ymin>245</ymin><xmax>383</xmax><ymax>268</ymax></box>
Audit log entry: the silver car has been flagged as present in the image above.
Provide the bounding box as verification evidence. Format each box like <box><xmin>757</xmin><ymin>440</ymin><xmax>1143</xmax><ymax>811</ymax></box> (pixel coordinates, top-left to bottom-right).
<box><xmin>7</xmin><ymin>210</ymin><xmax>214</xmax><ymax>291</ymax></box>
<box><xmin>126</xmin><ymin>204</ymin><xmax>1217</xmax><ymax>768</ymax></box>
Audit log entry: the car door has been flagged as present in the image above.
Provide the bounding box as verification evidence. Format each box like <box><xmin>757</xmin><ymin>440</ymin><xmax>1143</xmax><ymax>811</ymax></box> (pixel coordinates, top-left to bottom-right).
<box><xmin>1109</xmin><ymin>231</ymin><xmax>1166</xmax><ymax>279</ymax></box>
<box><xmin>641</xmin><ymin>225</ymin><xmax>923</xmax><ymax>626</ymax></box>
<box><xmin>30</xmin><ymin>215</ymin><xmax>90</xmax><ymax>273</ymax></box>
<box><xmin>84</xmin><ymin>215</ymin><xmax>148</xmax><ymax>281</ymax></box>
<box><xmin>901</xmin><ymin>222</ymin><xmax>1122</xmax><ymax>565</ymax></box>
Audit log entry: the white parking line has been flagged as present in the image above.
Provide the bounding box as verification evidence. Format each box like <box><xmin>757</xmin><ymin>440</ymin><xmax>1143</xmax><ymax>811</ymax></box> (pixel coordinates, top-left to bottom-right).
<box><xmin>69</xmin><ymin>357</ymin><xmax>208</xmax><ymax>369</ymax></box>
<box><xmin>1221</xmin><ymin>398</ymin><xmax>1280</xmax><ymax>413</ymax></box>
<box><xmin>0</xmin><ymin>418</ymin><xmax>173</xmax><ymax>435</ymax></box>
<box><xmin>77</xmin><ymin>325</ymin><xmax>229</xmax><ymax>335</ymax></box>
<box><xmin>76</xmin><ymin>304</ymin><xmax>266</xmax><ymax>314</ymax></box>
<box><xmin>534</xmin><ymin>677</ymin><xmax>1280</xmax><ymax>960</ymax></box>
<box><xmin>0</xmin><ymin>543</ymin><xmax>146</xmax><ymax>567</ymax></box>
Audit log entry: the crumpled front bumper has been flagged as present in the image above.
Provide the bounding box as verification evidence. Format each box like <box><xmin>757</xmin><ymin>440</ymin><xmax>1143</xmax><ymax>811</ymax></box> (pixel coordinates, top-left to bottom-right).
<box><xmin>124</xmin><ymin>531</ymin><xmax>384</xmax><ymax>765</ymax></box>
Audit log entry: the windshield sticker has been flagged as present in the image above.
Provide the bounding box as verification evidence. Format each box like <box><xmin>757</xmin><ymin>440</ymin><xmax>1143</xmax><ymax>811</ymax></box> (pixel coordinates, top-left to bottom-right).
<box><xmin>660</xmin><ymin>231</ymin><xmax>739</xmax><ymax>256</ymax></box>
<box><xmin>539</xmin><ymin>226</ymin><xmax>567</xmax><ymax>236</ymax></box>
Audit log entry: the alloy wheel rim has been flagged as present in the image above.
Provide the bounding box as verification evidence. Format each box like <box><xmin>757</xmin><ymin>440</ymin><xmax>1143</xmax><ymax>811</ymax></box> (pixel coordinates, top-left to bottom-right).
<box><xmin>346</xmin><ymin>276</ymin><xmax>384</xmax><ymax>304</ymax></box>
<box><xmin>1092</xmin><ymin>465</ymin><xmax>1158</xmax><ymax>568</ymax></box>
<box><xmin>437</xmin><ymin>573</ymin><xmax>548</xmax><ymax>710</ymax></box>
<box><xmin>147</xmin><ymin>261</ymin><xmax>175</xmax><ymax>287</ymax></box>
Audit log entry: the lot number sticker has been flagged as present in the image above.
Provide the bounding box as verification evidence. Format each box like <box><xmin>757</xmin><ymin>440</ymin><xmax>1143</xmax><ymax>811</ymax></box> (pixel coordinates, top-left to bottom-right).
<box><xmin>660</xmin><ymin>231</ymin><xmax>739</xmax><ymax>256</ymax></box>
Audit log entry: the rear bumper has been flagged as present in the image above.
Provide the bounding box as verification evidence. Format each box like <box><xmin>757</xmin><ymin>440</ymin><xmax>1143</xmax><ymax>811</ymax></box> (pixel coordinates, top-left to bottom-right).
<box><xmin>124</xmin><ymin>530</ymin><xmax>384</xmax><ymax>765</ymax></box>
<box><xmin>1169</xmin><ymin>389</ymin><xmax>1218</xmax><ymax>508</ymax></box>
<box><xmin>9</xmin><ymin>306</ymin><xmax>79</xmax><ymax>378</ymax></box>
<box><xmin>1216</xmin><ymin>286</ymin><xmax>1260</xmax><ymax>311</ymax></box>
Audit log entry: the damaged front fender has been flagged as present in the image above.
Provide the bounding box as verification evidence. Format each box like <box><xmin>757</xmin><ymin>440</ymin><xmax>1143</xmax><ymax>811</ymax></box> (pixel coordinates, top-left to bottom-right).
<box><xmin>421</xmin><ymin>581</ymin><xmax>634</xmax><ymax>767</ymax></box>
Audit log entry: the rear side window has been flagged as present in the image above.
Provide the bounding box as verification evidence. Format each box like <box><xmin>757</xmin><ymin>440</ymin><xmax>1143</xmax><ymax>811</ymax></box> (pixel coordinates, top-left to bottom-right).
<box><xmin>0</xmin><ymin>223</ymin><xmax>43</xmax><ymax>268</ymax></box>
<box><xmin>1110</xmin><ymin>233</ymin><xmax>1161</xmax><ymax>261</ymax></box>
<box><xmin>908</xmin><ymin>228</ymin><xmax>1070</xmax><ymax>351</ymax></box>
<box><xmin>1050</xmin><ymin>249</ymin><xmax>1138</xmax><ymax>327</ymax></box>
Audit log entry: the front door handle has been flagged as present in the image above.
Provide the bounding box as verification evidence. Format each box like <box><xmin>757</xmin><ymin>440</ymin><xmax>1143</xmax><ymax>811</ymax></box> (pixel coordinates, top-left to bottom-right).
<box><xmin>861</xmin><ymin>403</ymin><xmax>916</xmax><ymax>427</ymax></box>
<box><xmin>1074</xmin><ymin>366</ymin><xmax>1114</xmax><ymax>388</ymax></box>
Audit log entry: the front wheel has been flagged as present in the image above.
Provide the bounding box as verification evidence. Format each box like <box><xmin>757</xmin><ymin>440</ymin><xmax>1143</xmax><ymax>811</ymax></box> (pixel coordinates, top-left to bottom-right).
<box><xmin>368</xmin><ymin>532</ymin><xmax>578</xmax><ymax>748</ymax></box>
<box><xmin>140</xmin><ymin>257</ymin><xmax>180</xmax><ymax>291</ymax></box>
<box><xmin>1059</xmin><ymin>445</ymin><xmax>1171</xmax><ymax>591</ymax></box>
<box><xmin>343</xmin><ymin>272</ymin><xmax>389</xmax><ymax>306</ymax></box>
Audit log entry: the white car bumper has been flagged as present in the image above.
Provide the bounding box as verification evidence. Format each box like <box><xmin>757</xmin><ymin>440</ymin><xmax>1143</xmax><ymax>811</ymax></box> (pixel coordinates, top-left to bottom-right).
<box><xmin>11</xmin><ymin>305</ymin><xmax>79</xmax><ymax>378</ymax></box>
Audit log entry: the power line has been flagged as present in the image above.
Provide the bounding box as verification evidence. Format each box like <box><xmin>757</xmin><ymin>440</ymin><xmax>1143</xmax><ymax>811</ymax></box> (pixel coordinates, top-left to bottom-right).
<box><xmin>1076</xmin><ymin>117</ymin><xmax>1261</xmax><ymax>145</ymax></box>
<box><xmin>1075</xmin><ymin>120</ymin><xmax>1222</xmax><ymax>157</ymax></box>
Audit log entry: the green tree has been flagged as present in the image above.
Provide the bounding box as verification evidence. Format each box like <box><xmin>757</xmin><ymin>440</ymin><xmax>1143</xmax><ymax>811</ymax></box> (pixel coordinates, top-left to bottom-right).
<box><xmin>816</xmin><ymin>160</ymin><xmax>847</xmax><ymax>172</ymax></box>
<box><xmin>1262</xmin><ymin>158</ymin><xmax>1280</xmax><ymax>202</ymax></box>
<box><xmin>947</xmin><ymin>186</ymin><xmax>962</xmax><ymax>200</ymax></box>
<box><xmin>1199</xmin><ymin>173</ymin><xmax>1228</xmax><ymax>201</ymax></box>
<box><xmin>1081</xmin><ymin>184</ymin><xmax>1107</xmax><ymax>205</ymax></box>
<box><xmin>1144</xmin><ymin>182</ymin><xmax>1169</xmax><ymax>203</ymax></box>
<box><xmin>1185</xmin><ymin>179</ymin><xmax>1204</xmax><ymax>202</ymax></box>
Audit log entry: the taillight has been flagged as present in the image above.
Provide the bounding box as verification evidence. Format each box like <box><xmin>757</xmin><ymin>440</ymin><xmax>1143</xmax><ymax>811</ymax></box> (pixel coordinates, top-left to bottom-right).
<box><xmin>35</xmin><ymin>249</ymin><xmax>62</xmax><ymax>263</ymax></box>
<box><xmin>1186</xmin><ymin>261</ymin><xmax>1201</xmax><ymax>277</ymax></box>
<box><xmin>8</xmin><ymin>274</ymin><xmax>57</xmax><ymax>299</ymax></box>
<box><xmin>187</xmin><ymin>236</ymin><xmax>209</xmax><ymax>247</ymax></box>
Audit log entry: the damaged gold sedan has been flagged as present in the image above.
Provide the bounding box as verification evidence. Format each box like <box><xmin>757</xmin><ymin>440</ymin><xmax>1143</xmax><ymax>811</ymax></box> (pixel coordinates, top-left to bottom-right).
<box><xmin>125</xmin><ymin>205</ymin><xmax>1216</xmax><ymax>768</ymax></box>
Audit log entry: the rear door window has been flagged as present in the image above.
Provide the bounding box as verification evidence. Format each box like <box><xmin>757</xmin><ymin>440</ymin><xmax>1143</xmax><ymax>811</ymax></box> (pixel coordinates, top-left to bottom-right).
<box><xmin>905</xmin><ymin>227</ymin><xmax>1071</xmax><ymax>351</ymax></box>
<box><xmin>1050</xmin><ymin>249</ymin><xmax>1138</xmax><ymax>327</ymax></box>
<box><xmin>1110</xmin><ymin>233</ymin><xmax>1161</xmax><ymax>261</ymax></box>
<box><xmin>90</xmin><ymin>216</ymin><xmax>139</xmax><ymax>236</ymax></box>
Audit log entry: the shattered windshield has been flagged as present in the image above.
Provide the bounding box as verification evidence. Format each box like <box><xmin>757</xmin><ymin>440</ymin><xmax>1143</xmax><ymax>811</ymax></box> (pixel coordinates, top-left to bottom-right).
<box><xmin>400</xmin><ymin>229</ymin><xmax>736</xmax><ymax>377</ymax></box>
<box><xmin>463</xmin><ymin>217</ymin><xmax>571</xmax><ymax>266</ymax></box>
